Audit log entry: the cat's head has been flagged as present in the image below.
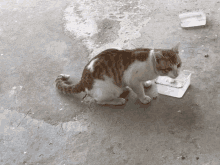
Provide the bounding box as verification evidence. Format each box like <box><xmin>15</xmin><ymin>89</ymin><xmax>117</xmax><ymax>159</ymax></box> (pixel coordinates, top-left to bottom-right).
<box><xmin>153</xmin><ymin>43</ymin><xmax>182</xmax><ymax>79</ymax></box>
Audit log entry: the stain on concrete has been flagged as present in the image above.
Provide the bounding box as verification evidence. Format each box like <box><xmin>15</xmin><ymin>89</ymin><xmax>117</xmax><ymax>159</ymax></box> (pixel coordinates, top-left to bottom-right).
<box><xmin>91</xmin><ymin>18</ymin><xmax>120</xmax><ymax>46</ymax></box>
<box><xmin>63</xmin><ymin>0</ymin><xmax>153</xmax><ymax>59</ymax></box>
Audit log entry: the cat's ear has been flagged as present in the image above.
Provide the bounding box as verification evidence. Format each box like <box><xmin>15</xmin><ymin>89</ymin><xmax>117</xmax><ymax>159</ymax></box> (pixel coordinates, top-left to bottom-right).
<box><xmin>172</xmin><ymin>42</ymin><xmax>180</xmax><ymax>53</ymax></box>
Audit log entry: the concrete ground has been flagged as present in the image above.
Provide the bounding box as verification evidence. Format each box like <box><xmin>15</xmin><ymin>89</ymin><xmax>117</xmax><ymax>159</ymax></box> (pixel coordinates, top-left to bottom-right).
<box><xmin>1</xmin><ymin>0</ymin><xmax>220</xmax><ymax>164</ymax></box>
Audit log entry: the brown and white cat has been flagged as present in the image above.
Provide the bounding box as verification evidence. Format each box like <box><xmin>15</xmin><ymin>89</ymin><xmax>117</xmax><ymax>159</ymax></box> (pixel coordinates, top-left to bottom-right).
<box><xmin>55</xmin><ymin>43</ymin><xmax>182</xmax><ymax>105</ymax></box>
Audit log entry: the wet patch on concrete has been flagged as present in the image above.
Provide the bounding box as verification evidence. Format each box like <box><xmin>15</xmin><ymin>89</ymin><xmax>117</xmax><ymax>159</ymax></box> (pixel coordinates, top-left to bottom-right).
<box><xmin>91</xmin><ymin>18</ymin><xmax>120</xmax><ymax>46</ymax></box>
<box><xmin>63</xmin><ymin>0</ymin><xmax>153</xmax><ymax>59</ymax></box>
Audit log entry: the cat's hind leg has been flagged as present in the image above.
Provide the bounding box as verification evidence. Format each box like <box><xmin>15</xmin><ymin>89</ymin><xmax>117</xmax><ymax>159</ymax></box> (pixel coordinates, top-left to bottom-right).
<box><xmin>89</xmin><ymin>77</ymin><xmax>126</xmax><ymax>105</ymax></box>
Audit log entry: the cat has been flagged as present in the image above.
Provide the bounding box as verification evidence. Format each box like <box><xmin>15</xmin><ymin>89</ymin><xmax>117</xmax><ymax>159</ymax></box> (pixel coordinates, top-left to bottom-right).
<box><xmin>55</xmin><ymin>43</ymin><xmax>182</xmax><ymax>105</ymax></box>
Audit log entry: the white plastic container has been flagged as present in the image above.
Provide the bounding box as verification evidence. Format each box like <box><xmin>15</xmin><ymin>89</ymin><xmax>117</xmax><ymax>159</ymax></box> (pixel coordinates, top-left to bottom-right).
<box><xmin>155</xmin><ymin>70</ymin><xmax>192</xmax><ymax>98</ymax></box>
<box><xmin>179</xmin><ymin>11</ymin><xmax>206</xmax><ymax>28</ymax></box>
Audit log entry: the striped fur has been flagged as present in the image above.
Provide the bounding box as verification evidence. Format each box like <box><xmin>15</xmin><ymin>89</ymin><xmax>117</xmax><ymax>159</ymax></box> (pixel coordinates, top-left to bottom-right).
<box><xmin>55</xmin><ymin>43</ymin><xmax>182</xmax><ymax>105</ymax></box>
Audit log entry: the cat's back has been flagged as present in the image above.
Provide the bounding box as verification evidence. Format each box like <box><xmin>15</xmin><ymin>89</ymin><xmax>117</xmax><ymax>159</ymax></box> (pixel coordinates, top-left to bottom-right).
<box><xmin>93</xmin><ymin>48</ymin><xmax>132</xmax><ymax>61</ymax></box>
<box><xmin>84</xmin><ymin>48</ymin><xmax>152</xmax><ymax>75</ymax></box>
<box><xmin>85</xmin><ymin>49</ymin><xmax>131</xmax><ymax>72</ymax></box>
<box><xmin>89</xmin><ymin>48</ymin><xmax>151</xmax><ymax>66</ymax></box>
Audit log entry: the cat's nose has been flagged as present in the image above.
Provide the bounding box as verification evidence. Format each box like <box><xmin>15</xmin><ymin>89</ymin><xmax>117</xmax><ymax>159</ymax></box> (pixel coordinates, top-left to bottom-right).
<box><xmin>174</xmin><ymin>74</ymin><xmax>178</xmax><ymax>78</ymax></box>
<box><xmin>174</xmin><ymin>70</ymin><xmax>179</xmax><ymax>78</ymax></box>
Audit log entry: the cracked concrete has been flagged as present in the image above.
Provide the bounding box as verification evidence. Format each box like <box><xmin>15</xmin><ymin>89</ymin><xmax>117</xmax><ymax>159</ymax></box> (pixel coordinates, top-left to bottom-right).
<box><xmin>1</xmin><ymin>0</ymin><xmax>220</xmax><ymax>164</ymax></box>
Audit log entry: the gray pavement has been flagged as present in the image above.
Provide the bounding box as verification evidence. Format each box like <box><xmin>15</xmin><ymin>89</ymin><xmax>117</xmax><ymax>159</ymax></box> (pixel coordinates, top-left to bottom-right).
<box><xmin>1</xmin><ymin>0</ymin><xmax>220</xmax><ymax>164</ymax></box>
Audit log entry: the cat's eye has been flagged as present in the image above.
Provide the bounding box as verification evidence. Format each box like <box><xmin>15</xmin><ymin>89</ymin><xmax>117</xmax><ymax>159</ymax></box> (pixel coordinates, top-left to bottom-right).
<box><xmin>162</xmin><ymin>70</ymin><xmax>169</xmax><ymax>73</ymax></box>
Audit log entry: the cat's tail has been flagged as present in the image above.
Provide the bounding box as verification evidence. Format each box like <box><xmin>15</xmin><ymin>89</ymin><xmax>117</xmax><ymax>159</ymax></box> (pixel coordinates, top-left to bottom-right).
<box><xmin>55</xmin><ymin>74</ymin><xmax>84</xmax><ymax>94</ymax></box>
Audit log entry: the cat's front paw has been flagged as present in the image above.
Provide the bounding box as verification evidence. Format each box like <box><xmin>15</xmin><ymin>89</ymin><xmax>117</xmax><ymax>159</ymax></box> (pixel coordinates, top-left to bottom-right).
<box><xmin>139</xmin><ymin>95</ymin><xmax>152</xmax><ymax>104</ymax></box>
<box><xmin>117</xmin><ymin>98</ymin><xmax>126</xmax><ymax>105</ymax></box>
<box><xmin>151</xmin><ymin>90</ymin><xmax>158</xmax><ymax>99</ymax></box>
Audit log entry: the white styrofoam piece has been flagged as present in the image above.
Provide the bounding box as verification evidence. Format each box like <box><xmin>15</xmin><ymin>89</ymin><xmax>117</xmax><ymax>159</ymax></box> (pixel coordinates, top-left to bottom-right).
<box><xmin>179</xmin><ymin>11</ymin><xmax>206</xmax><ymax>28</ymax></box>
<box><xmin>155</xmin><ymin>70</ymin><xmax>192</xmax><ymax>98</ymax></box>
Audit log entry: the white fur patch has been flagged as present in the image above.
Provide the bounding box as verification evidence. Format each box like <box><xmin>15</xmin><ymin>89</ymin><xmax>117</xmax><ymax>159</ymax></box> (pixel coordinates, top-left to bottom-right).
<box><xmin>150</xmin><ymin>49</ymin><xmax>154</xmax><ymax>57</ymax></box>
<box><xmin>123</xmin><ymin>58</ymin><xmax>158</xmax><ymax>86</ymax></box>
<box><xmin>85</xmin><ymin>88</ymin><xmax>89</xmax><ymax>94</ymax></box>
<box><xmin>87</xmin><ymin>58</ymin><xmax>98</xmax><ymax>72</ymax></box>
<box><xmin>111</xmin><ymin>47</ymin><xmax>122</xmax><ymax>50</ymax></box>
